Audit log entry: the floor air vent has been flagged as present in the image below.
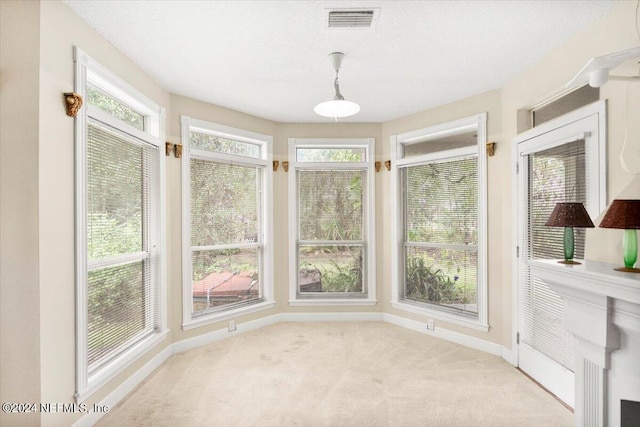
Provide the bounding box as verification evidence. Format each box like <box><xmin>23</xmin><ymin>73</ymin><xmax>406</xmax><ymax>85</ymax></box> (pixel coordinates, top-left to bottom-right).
<box><xmin>326</xmin><ymin>9</ymin><xmax>380</xmax><ymax>29</ymax></box>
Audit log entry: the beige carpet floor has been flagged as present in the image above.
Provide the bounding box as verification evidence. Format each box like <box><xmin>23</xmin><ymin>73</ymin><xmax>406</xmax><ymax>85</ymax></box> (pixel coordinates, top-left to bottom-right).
<box><xmin>96</xmin><ymin>322</ymin><xmax>573</xmax><ymax>427</ymax></box>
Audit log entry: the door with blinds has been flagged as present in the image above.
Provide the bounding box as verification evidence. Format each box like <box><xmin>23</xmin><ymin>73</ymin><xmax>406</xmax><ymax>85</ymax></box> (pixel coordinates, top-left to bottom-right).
<box><xmin>514</xmin><ymin>102</ymin><xmax>605</xmax><ymax>407</ymax></box>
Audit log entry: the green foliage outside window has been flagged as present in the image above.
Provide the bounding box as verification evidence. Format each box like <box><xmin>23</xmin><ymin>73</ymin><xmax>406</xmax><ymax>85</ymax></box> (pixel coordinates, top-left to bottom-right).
<box><xmin>299</xmin><ymin>246</ymin><xmax>363</xmax><ymax>293</ymax></box>
<box><xmin>87</xmin><ymin>262</ymin><xmax>145</xmax><ymax>367</ymax></box>
<box><xmin>87</xmin><ymin>85</ymin><xmax>144</xmax><ymax>130</ymax></box>
<box><xmin>190</xmin><ymin>131</ymin><xmax>260</xmax><ymax>158</ymax></box>
<box><xmin>405</xmin><ymin>255</ymin><xmax>459</xmax><ymax>304</ymax></box>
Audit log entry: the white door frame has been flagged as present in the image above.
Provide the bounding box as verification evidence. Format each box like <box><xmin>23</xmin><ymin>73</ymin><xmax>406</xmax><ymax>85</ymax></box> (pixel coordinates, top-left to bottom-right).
<box><xmin>510</xmin><ymin>100</ymin><xmax>607</xmax><ymax>405</ymax></box>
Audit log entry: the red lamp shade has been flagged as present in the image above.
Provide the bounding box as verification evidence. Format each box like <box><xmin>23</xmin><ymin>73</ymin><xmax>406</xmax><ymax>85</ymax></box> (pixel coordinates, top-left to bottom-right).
<box><xmin>545</xmin><ymin>203</ymin><xmax>595</xmax><ymax>228</ymax></box>
<box><xmin>599</xmin><ymin>200</ymin><xmax>640</xmax><ymax>229</ymax></box>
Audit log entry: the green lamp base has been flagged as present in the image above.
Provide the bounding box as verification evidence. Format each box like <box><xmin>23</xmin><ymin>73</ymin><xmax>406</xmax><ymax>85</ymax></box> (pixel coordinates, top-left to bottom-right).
<box><xmin>622</xmin><ymin>229</ymin><xmax>638</xmax><ymax>270</ymax></box>
<box><xmin>558</xmin><ymin>260</ymin><xmax>582</xmax><ymax>265</ymax></box>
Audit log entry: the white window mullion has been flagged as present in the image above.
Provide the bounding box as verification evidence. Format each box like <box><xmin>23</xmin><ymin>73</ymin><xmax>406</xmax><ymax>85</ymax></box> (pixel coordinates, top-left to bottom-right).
<box><xmin>181</xmin><ymin>117</ymin><xmax>194</xmax><ymax>328</ymax></box>
<box><xmin>190</xmin><ymin>148</ymin><xmax>269</xmax><ymax>167</ymax></box>
<box><xmin>299</xmin><ymin>240</ymin><xmax>365</xmax><ymax>246</ymax></box>
<box><xmin>74</xmin><ymin>49</ymin><xmax>90</xmax><ymax>398</ymax></box>
<box><xmin>191</xmin><ymin>242</ymin><xmax>262</xmax><ymax>252</ymax></box>
<box><xmin>87</xmin><ymin>251</ymin><xmax>149</xmax><ymax>270</ymax></box>
<box><xmin>405</xmin><ymin>242</ymin><xmax>479</xmax><ymax>252</ymax></box>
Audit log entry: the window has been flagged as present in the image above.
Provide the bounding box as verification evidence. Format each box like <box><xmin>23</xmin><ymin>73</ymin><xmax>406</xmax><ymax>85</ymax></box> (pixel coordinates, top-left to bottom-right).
<box><xmin>288</xmin><ymin>139</ymin><xmax>376</xmax><ymax>305</ymax></box>
<box><xmin>181</xmin><ymin>116</ymin><xmax>273</xmax><ymax>329</ymax></box>
<box><xmin>391</xmin><ymin>114</ymin><xmax>487</xmax><ymax>330</ymax></box>
<box><xmin>74</xmin><ymin>48</ymin><xmax>167</xmax><ymax>401</ymax></box>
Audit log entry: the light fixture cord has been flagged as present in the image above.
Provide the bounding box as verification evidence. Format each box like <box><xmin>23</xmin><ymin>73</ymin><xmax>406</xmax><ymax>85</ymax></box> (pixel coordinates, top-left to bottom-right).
<box><xmin>333</xmin><ymin>69</ymin><xmax>345</xmax><ymax>101</ymax></box>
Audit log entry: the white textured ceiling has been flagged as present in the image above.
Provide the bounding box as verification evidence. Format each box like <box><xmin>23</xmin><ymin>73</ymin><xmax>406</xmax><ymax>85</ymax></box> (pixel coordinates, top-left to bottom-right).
<box><xmin>63</xmin><ymin>0</ymin><xmax>616</xmax><ymax>123</ymax></box>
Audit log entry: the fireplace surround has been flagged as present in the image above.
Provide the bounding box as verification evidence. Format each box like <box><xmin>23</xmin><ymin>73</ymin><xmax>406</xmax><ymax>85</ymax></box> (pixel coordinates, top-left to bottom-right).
<box><xmin>530</xmin><ymin>259</ymin><xmax>640</xmax><ymax>427</ymax></box>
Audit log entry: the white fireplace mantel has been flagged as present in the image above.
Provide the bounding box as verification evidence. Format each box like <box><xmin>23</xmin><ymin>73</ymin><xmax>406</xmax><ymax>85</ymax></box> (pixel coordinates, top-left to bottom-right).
<box><xmin>530</xmin><ymin>259</ymin><xmax>640</xmax><ymax>427</ymax></box>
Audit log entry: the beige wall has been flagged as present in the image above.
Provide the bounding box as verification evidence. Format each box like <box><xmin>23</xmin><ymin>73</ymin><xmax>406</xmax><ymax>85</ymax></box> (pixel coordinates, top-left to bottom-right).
<box><xmin>1</xmin><ymin>1</ymin><xmax>639</xmax><ymax>425</ymax></box>
<box><xmin>0</xmin><ymin>2</ymin><xmax>42</xmax><ymax>426</ymax></box>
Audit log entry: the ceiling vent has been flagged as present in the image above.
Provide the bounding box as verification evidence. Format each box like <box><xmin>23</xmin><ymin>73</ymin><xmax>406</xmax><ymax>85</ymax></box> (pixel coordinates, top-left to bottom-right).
<box><xmin>326</xmin><ymin>8</ymin><xmax>380</xmax><ymax>29</ymax></box>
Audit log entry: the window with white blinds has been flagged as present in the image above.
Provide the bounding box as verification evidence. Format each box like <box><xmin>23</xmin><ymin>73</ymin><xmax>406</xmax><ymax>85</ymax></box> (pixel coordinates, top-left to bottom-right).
<box><xmin>288</xmin><ymin>139</ymin><xmax>376</xmax><ymax>305</ymax></box>
<box><xmin>182</xmin><ymin>117</ymin><xmax>273</xmax><ymax>327</ymax></box>
<box><xmin>75</xmin><ymin>48</ymin><xmax>166</xmax><ymax>401</ymax></box>
<box><xmin>298</xmin><ymin>169</ymin><xmax>366</xmax><ymax>294</ymax></box>
<box><xmin>190</xmin><ymin>160</ymin><xmax>262</xmax><ymax>314</ymax></box>
<box><xmin>86</xmin><ymin>121</ymin><xmax>158</xmax><ymax>372</ymax></box>
<box><xmin>401</xmin><ymin>155</ymin><xmax>478</xmax><ymax>316</ymax></box>
<box><xmin>390</xmin><ymin>113</ymin><xmax>488</xmax><ymax>330</ymax></box>
<box><xmin>521</xmin><ymin>140</ymin><xmax>586</xmax><ymax>371</ymax></box>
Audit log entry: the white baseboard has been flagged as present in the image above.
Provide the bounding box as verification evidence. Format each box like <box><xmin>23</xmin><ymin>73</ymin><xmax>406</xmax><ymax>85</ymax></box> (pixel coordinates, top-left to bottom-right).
<box><xmin>501</xmin><ymin>347</ymin><xmax>516</xmax><ymax>365</ymax></box>
<box><xmin>279</xmin><ymin>312</ymin><xmax>384</xmax><ymax>322</ymax></box>
<box><xmin>71</xmin><ymin>345</ymin><xmax>172</xmax><ymax>427</ymax></box>
<box><xmin>383</xmin><ymin>313</ymin><xmax>505</xmax><ymax>357</ymax></box>
<box><xmin>173</xmin><ymin>313</ymin><xmax>280</xmax><ymax>354</ymax></box>
<box><xmin>75</xmin><ymin>311</ymin><xmax>512</xmax><ymax>426</ymax></box>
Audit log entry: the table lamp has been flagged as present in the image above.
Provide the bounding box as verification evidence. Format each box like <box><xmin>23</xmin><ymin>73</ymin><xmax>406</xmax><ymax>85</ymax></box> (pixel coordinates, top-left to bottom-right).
<box><xmin>599</xmin><ymin>199</ymin><xmax>640</xmax><ymax>272</ymax></box>
<box><xmin>545</xmin><ymin>202</ymin><xmax>595</xmax><ymax>264</ymax></box>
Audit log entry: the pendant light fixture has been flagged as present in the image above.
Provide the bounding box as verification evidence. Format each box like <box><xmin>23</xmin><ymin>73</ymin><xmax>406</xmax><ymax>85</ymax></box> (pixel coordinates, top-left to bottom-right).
<box><xmin>314</xmin><ymin>52</ymin><xmax>360</xmax><ymax>119</ymax></box>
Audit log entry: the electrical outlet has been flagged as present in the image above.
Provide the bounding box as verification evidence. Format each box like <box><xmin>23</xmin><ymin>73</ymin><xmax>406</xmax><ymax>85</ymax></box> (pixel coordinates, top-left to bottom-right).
<box><xmin>427</xmin><ymin>319</ymin><xmax>434</xmax><ymax>331</ymax></box>
<box><xmin>228</xmin><ymin>320</ymin><xmax>236</xmax><ymax>332</ymax></box>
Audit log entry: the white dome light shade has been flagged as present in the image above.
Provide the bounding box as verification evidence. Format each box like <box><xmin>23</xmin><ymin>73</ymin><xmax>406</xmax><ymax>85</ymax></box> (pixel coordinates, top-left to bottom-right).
<box><xmin>314</xmin><ymin>52</ymin><xmax>360</xmax><ymax>119</ymax></box>
<box><xmin>314</xmin><ymin>99</ymin><xmax>360</xmax><ymax>118</ymax></box>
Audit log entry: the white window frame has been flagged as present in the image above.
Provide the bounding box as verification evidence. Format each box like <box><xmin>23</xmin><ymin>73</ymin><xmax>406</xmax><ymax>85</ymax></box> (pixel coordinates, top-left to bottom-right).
<box><xmin>74</xmin><ymin>47</ymin><xmax>167</xmax><ymax>402</ymax></box>
<box><xmin>181</xmin><ymin>116</ymin><xmax>274</xmax><ymax>330</ymax></box>
<box><xmin>511</xmin><ymin>100</ymin><xmax>607</xmax><ymax>376</ymax></box>
<box><xmin>288</xmin><ymin>138</ymin><xmax>376</xmax><ymax>306</ymax></box>
<box><xmin>390</xmin><ymin>113</ymin><xmax>488</xmax><ymax>331</ymax></box>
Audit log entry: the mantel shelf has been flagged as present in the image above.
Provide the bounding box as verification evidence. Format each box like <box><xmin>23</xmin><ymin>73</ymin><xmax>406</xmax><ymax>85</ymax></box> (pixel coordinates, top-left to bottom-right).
<box><xmin>529</xmin><ymin>259</ymin><xmax>640</xmax><ymax>305</ymax></box>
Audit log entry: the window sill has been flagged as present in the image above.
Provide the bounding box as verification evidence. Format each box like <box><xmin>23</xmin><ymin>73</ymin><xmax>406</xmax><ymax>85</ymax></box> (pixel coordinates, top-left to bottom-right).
<box><xmin>182</xmin><ymin>300</ymin><xmax>276</xmax><ymax>331</ymax></box>
<box><xmin>391</xmin><ymin>301</ymin><xmax>488</xmax><ymax>332</ymax></box>
<box><xmin>77</xmin><ymin>329</ymin><xmax>170</xmax><ymax>403</ymax></box>
<box><xmin>289</xmin><ymin>298</ymin><xmax>377</xmax><ymax>307</ymax></box>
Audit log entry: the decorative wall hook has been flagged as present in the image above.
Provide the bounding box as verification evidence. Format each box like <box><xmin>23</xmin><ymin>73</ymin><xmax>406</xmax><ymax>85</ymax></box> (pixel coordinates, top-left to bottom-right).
<box><xmin>384</xmin><ymin>160</ymin><xmax>391</xmax><ymax>171</ymax></box>
<box><xmin>64</xmin><ymin>92</ymin><xmax>83</xmax><ymax>117</ymax></box>
<box><xmin>273</xmin><ymin>160</ymin><xmax>279</xmax><ymax>172</ymax></box>
<box><xmin>165</xmin><ymin>142</ymin><xmax>175</xmax><ymax>156</ymax></box>
<box><xmin>174</xmin><ymin>144</ymin><xmax>183</xmax><ymax>158</ymax></box>
<box><xmin>375</xmin><ymin>161</ymin><xmax>381</xmax><ymax>172</ymax></box>
<box><xmin>486</xmin><ymin>142</ymin><xmax>496</xmax><ymax>157</ymax></box>
<box><xmin>282</xmin><ymin>161</ymin><xmax>289</xmax><ymax>172</ymax></box>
